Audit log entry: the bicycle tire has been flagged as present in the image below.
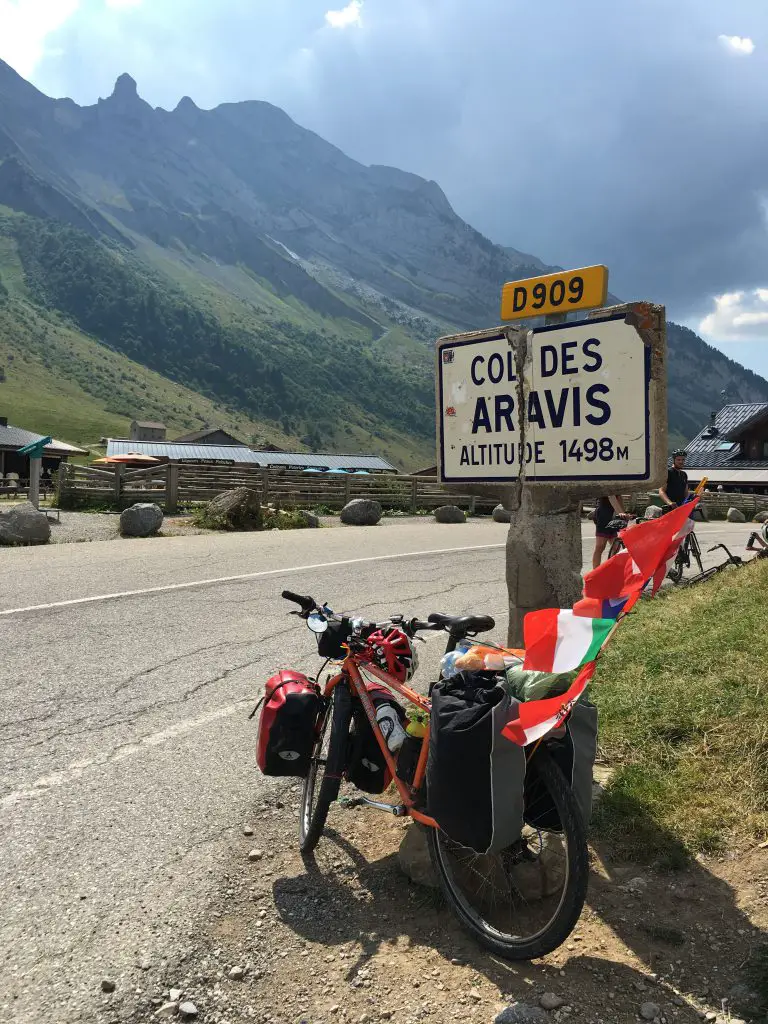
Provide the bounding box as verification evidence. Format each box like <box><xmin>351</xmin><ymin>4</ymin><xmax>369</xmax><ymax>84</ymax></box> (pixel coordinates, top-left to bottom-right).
<box><xmin>299</xmin><ymin>681</ymin><xmax>352</xmax><ymax>854</ymax></box>
<box><xmin>607</xmin><ymin>538</ymin><xmax>624</xmax><ymax>559</ymax></box>
<box><xmin>690</xmin><ymin>534</ymin><xmax>704</xmax><ymax>576</ymax></box>
<box><xmin>667</xmin><ymin>550</ymin><xmax>684</xmax><ymax>584</ymax></box>
<box><xmin>427</xmin><ymin>746</ymin><xmax>589</xmax><ymax>960</ymax></box>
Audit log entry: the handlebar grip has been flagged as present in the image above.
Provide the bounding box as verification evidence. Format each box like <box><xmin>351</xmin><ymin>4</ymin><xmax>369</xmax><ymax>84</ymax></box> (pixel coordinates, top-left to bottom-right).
<box><xmin>281</xmin><ymin>590</ymin><xmax>314</xmax><ymax>608</ymax></box>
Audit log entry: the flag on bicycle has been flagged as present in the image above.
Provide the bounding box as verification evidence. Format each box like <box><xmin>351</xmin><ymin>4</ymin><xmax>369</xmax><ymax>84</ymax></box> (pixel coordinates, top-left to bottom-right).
<box><xmin>522</xmin><ymin>608</ymin><xmax>614</xmax><ymax>672</ymax></box>
<box><xmin>502</xmin><ymin>661</ymin><xmax>596</xmax><ymax>746</ymax></box>
<box><xmin>572</xmin><ymin>594</ymin><xmax>628</xmax><ymax>619</ymax></box>
<box><xmin>582</xmin><ymin>549</ymin><xmax>646</xmax><ymax>601</ymax></box>
<box><xmin>620</xmin><ymin>499</ymin><xmax>699</xmax><ymax>583</ymax></box>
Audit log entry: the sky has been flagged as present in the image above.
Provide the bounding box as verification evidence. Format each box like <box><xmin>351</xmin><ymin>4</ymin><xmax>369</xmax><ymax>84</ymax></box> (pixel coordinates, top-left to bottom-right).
<box><xmin>3</xmin><ymin>0</ymin><xmax>768</xmax><ymax>380</ymax></box>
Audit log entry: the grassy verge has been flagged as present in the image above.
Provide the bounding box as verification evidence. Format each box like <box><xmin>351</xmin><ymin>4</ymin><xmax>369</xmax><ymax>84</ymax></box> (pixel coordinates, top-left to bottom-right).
<box><xmin>592</xmin><ymin>558</ymin><xmax>768</xmax><ymax>863</ymax></box>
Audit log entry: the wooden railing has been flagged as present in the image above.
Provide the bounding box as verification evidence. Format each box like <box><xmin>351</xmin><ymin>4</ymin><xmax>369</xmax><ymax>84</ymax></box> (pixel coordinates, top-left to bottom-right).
<box><xmin>57</xmin><ymin>463</ymin><xmax>501</xmax><ymax>515</ymax></box>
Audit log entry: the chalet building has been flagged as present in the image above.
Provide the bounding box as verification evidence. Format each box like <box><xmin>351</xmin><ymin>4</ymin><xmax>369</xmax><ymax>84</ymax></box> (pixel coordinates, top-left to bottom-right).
<box><xmin>683</xmin><ymin>403</ymin><xmax>768</xmax><ymax>492</ymax></box>
<box><xmin>0</xmin><ymin>418</ymin><xmax>88</xmax><ymax>482</ymax></box>
<box><xmin>173</xmin><ymin>427</ymin><xmax>246</xmax><ymax>446</ymax></box>
<box><xmin>130</xmin><ymin>420</ymin><xmax>166</xmax><ymax>442</ymax></box>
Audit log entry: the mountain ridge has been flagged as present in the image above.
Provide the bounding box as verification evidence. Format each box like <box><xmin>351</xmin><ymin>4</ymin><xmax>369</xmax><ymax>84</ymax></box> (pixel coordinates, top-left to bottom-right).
<box><xmin>1</xmin><ymin>59</ymin><xmax>767</xmax><ymax>464</ymax></box>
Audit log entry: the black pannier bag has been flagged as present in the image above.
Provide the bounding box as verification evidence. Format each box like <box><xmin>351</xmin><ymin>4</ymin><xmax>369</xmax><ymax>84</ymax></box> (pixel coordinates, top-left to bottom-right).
<box><xmin>346</xmin><ymin>684</ymin><xmax>405</xmax><ymax>794</ymax></box>
<box><xmin>525</xmin><ymin>699</ymin><xmax>598</xmax><ymax>831</ymax></box>
<box><xmin>426</xmin><ymin>671</ymin><xmax>526</xmax><ymax>854</ymax></box>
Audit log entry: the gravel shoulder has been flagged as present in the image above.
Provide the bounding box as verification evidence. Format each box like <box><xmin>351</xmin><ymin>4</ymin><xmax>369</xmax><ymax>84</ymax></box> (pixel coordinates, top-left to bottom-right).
<box><xmin>94</xmin><ymin>786</ymin><xmax>767</xmax><ymax>1024</ymax></box>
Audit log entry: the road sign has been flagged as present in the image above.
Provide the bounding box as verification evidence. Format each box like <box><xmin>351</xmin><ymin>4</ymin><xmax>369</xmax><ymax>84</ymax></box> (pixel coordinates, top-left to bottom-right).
<box><xmin>18</xmin><ymin>436</ymin><xmax>52</xmax><ymax>459</ymax></box>
<box><xmin>500</xmin><ymin>265</ymin><xmax>608</xmax><ymax>322</ymax></box>
<box><xmin>437</xmin><ymin>311</ymin><xmax>665</xmax><ymax>486</ymax></box>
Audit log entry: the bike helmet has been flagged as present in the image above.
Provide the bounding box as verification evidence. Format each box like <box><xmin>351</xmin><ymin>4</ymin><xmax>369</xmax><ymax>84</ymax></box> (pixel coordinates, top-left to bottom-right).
<box><xmin>367</xmin><ymin>626</ymin><xmax>418</xmax><ymax>683</ymax></box>
<box><xmin>672</xmin><ymin>448</ymin><xmax>687</xmax><ymax>458</ymax></box>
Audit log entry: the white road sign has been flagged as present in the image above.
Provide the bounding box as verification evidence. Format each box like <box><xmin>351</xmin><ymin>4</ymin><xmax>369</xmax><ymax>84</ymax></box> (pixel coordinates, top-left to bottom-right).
<box><xmin>437</xmin><ymin>313</ymin><xmax>658</xmax><ymax>484</ymax></box>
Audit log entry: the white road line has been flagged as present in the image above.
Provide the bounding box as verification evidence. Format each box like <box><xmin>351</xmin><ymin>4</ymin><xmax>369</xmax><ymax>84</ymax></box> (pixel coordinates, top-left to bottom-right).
<box><xmin>0</xmin><ymin>543</ymin><xmax>506</xmax><ymax>617</ymax></box>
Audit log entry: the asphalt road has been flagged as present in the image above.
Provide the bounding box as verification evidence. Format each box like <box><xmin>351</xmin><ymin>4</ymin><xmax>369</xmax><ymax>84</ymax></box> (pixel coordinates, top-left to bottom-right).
<box><xmin>0</xmin><ymin>519</ymin><xmax>754</xmax><ymax>1022</ymax></box>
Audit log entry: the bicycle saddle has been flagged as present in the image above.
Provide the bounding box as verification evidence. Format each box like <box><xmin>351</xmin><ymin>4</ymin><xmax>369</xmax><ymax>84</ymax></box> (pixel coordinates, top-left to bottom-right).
<box><xmin>428</xmin><ymin>612</ymin><xmax>495</xmax><ymax>634</ymax></box>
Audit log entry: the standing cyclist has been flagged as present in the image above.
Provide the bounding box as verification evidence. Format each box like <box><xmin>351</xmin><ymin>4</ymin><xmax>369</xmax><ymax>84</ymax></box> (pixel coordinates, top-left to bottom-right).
<box><xmin>660</xmin><ymin>449</ymin><xmax>690</xmax><ymax>507</ymax></box>
<box><xmin>592</xmin><ymin>495</ymin><xmax>630</xmax><ymax>568</ymax></box>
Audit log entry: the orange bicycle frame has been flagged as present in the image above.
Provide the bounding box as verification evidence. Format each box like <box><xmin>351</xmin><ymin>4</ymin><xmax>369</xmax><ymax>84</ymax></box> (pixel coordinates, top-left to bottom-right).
<box><xmin>322</xmin><ymin>653</ymin><xmax>438</xmax><ymax>828</ymax></box>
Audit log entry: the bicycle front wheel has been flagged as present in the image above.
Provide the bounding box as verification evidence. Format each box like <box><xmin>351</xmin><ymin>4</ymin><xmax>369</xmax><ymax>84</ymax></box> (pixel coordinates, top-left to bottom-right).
<box><xmin>427</xmin><ymin>746</ymin><xmax>588</xmax><ymax>960</ymax></box>
<box><xmin>690</xmin><ymin>535</ymin><xmax>704</xmax><ymax>576</ymax></box>
<box><xmin>299</xmin><ymin>681</ymin><xmax>352</xmax><ymax>854</ymax></box>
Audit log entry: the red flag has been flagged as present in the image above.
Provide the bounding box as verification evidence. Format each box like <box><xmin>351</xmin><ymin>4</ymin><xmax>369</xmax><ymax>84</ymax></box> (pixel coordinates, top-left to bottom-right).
<box><xmin>582</xmin><ymin>550</ymin><xmax>645</xmax><ymax>601</ymax></box>
<box><xmin>621</xmin><ymin>500</ymin><xmax>700</xmax><ymax>580</ymax></box>
<box><xmin>502</xmin><ymin>663</ymin><xmax>596</xmax><ymax>746</ymax></box>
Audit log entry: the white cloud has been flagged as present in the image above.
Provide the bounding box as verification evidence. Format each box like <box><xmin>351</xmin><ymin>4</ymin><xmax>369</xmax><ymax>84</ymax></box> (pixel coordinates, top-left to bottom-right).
<box><xmin>718</xmin><ymin>34</ymin><xmax>755</xmax><ymax>56</ymax></box>
<box><xmin>699</xmin><ymin>289</ymin><xmax>768</xmax><ymax>341</ymax></box>
<box><xmin>0</xmin><ymin>0</ymin><xmax>80</xmax><ymax>77</ymax></box>
<box><xmin>325</xmin><ymin>0</ymin><xmax>362</xmax><ymax>30</ymax></box>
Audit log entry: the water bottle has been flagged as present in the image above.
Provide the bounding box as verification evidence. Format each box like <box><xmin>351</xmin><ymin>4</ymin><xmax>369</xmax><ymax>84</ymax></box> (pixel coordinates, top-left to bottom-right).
<box><xmin>376</xmin><ymin>703</ymin><xmax>407</xmax><ymax>752</ymax></box>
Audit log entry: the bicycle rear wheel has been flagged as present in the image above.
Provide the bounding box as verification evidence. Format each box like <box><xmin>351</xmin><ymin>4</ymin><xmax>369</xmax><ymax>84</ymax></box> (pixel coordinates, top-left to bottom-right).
<box><xmin>299</xmin><ymin>681</ymin><xmax>352</xmax><ymax>854</ymax></box>
<box><xmin>607</xmin><ymin>537</ymin><xmax>624</xmax><ymax>559</ymax></box>
<box><xmin>427</xmin><ymin>746</ymin><xmax>588</xmax><ymax>960</ymax></box>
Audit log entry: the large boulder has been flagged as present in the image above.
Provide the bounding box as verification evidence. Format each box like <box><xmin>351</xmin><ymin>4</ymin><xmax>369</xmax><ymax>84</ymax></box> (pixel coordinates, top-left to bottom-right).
<box><xmin>340</xmin><ymin>498</ymin><xmax>382</xmax><ymax>526</ymax></box>
<box><xmin>0</xmin><ymin>501</ymin><xmax>50</xmax><ymax>546</ymax></box>
<box><xmin>754</xmin><ymin>510</ymin><xmax>768</xmax><ymax>523</ymax></box>
<box><xmin>298</xmin><ymin>510</ymin><xmax>320</xmax><ymax>528</ymax></box>
<box><xmin>492</xmin><ymin>504</ymin><xmax>512</xmax><ymax>524</ymax></box>
<box><xmin>434</xmin><ymin>504</ymin><xmax>466</xmax><ymax>523</ymax></box>
<box><xmin>120</xmin><ymin>502</ymin><xmax>164</xmax><ymax>537</ymax></box>
<box><xmin>201</xmin><ymin>488</ymin><xmax>262</xmax><ymax>531</ymax></box>
<box><xmin>644</xmin><ymin>505</ymin><xmax>663</xmax><ymax>520</ymax></box>
<box><xmin>727</xmin><ymin>506</ymin><xmax>747</xmax><ymax>523</ymax></box>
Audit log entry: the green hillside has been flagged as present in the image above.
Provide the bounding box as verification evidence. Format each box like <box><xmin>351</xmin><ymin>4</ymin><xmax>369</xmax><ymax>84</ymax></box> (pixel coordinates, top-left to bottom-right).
<box><xmin>0</xmin><ymin>210</ymin><xmax>434</xmax><ymax>467</ymax></box>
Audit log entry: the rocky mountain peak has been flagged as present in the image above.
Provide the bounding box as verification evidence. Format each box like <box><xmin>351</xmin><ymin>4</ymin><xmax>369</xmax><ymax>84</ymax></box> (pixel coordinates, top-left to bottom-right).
<box><xmin>112</xmin><ymin>73</ymin><xmax>138</xmax><ymax>100</ymax></box>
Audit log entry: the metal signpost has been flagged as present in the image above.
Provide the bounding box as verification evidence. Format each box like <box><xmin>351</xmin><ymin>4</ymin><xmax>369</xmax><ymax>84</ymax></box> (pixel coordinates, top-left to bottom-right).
<box><xmin>436</xmin><ymin>270</ymin><xmax>667</xmax><ymax>646</ymax></box>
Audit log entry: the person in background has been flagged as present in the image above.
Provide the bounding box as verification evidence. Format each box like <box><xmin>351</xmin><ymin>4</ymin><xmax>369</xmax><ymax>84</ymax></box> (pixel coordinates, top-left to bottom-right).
<box><xmin>593</xmin><ymin>495</ymin><xmax>630</xmax><ymax>569</ymax></box>
<box><xmin>660</xmin><ymin>449</ymin><xmax>690</xmax><ymax>507</ymax></box>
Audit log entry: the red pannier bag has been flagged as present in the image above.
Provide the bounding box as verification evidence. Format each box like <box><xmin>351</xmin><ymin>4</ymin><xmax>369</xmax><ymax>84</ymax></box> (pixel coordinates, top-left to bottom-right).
<box><xmin>256</xmin><ymin>670</ymin><xmax>322</xmax><ymax>777</ymax></box>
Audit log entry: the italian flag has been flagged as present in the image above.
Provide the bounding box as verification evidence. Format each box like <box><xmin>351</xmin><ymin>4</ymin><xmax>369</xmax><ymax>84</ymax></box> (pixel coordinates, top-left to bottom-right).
<box><xmin>523</xmin><ymin>608</ymin><xmax>614</xmax><ymax>672</ymax></box>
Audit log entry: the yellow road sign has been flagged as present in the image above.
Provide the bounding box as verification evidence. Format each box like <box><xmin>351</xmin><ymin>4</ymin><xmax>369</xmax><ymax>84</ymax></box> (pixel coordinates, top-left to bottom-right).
<box><xmin>500</xmin><ymin>265</ymin><xmax>608</xmax><ymax>321</ymax></box>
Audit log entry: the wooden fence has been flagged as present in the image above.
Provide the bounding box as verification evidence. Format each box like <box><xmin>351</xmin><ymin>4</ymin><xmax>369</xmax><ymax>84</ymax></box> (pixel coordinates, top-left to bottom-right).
<box><xmin>57</xmin><ymin>463</ymin><xmax>502</xmax><ymax>515</ymax></box>
<box><xmin>57</xmin><ymin>463</ymin><xmax>768</xmax><ymax>519</ymax></box>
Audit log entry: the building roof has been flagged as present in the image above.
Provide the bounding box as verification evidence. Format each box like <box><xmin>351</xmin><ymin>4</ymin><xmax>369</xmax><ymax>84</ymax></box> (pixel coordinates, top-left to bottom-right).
<box><xmin>0</xmin><ymin>423</ymin><xmax>88</xmax><ymax>455</ymax></box>
<box><xmin>106</xmin><ymin>439</ymin><xmax>396</xmax><ymax>471</ymax></box>
<box><xmin>250</xmin><ymin>450</ymin><xmax>396</xmax><ymax>471</ymax></box>
<box><xmin>686</xmin><ymin>403</ymin><xmax>768</xmax><ymax>453</ymax></box>
<box><xmin>108</xmin><ymin>439</ymin><xmax>260</xmax><ymax>463</ymax></box>
<box><xmin>173</xmin><ymin>427</ymin><xmax>246</xmax><ymax>445</ymax></box>
<box><xmin>132</xmin><ymin>420</ymin><xmax>166</xmax><ymax>429</ymax></box>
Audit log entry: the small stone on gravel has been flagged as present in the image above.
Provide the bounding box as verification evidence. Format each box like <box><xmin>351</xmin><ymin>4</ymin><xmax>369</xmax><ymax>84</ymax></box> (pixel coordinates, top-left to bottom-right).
<box><xmin>248</xmin><ymin>849</ymin><xmax>263</xmax><ymax>861</ymax></box>
<box><xmin>469</xmin><ymin>987</ymin><xmax>481</xmax><ymax>1001</ymax></box>
<box><xmin>243</xmin><ymin>826</ymin><xmax>254</xmax><ymax>836</ymax></box>
<box><xmin>228</xmin><ymin>966</ymin><xmax>245</xmax><ymax>980</ymax></box>
<box><xmin>156</xmin><ymin>1002</ymin><xmax>179</xmax><ymax>1019</ymax></box>
<box><xmin>170</xmin><ymin>989</ymin><xmax>182</xmax><ymax>1002</ymax></box>
<box><xmin>100</xmin><ymin>979</ymin><xmax>116</xmax><ymax>993</ymax></box>
<box><xmin>539</xmin><ymin>992</ymin><xmax>565</xmax><ymax>1010</ymax></box>
<box><xmin>640</xmin><ymin>1002</ymin><xmax>661</xmax><ymax>1020</ymax></box>
<box><xmin>179</xmin><ymin>1001</ymin><xmax>198</xmax><ymax>1019</ymax></box>
<box><xmin>139</xmin><ymin>958</ymin><xmax>152</xmax><ymax>971</ymax></box>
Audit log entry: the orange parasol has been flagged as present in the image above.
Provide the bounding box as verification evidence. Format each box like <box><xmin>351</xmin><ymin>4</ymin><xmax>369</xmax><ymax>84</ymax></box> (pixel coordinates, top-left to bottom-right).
<box><xmin>92</xmin><ymin>454</ymin><xmax>162</xmax><ymax>465</ymax></box>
